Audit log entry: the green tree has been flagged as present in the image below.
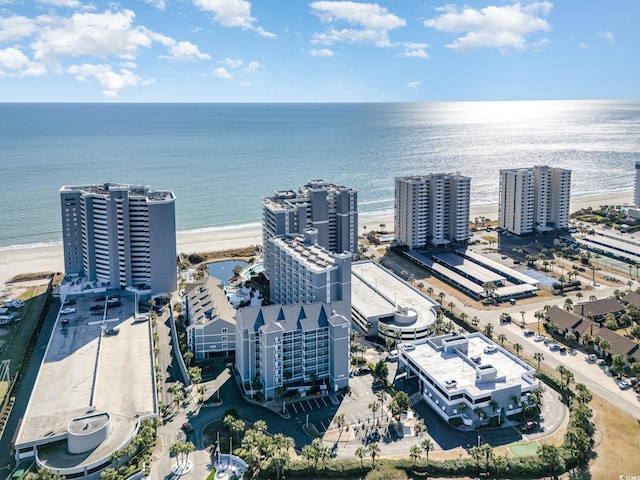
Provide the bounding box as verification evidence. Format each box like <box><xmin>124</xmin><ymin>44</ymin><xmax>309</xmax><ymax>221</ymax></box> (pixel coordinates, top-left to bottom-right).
<box><xmin>390</xmin><ymin>391</ymin><xmax>410</xmax><ymax>420</ymax></box>
<box><xmin>365</xmin><ymin>465</ymin><xmax>408</xmax><ymax>480</ymax></box>
<box><xmin>537</xmin><ymin>443</ymin><xmax>564</xmax><ymax>479</ymax></box>
<box><xmin>534</xmin><ymin>351</ymin><xmax>544</xmax><ymax>370</ymax></box>
<box><xmin>497</xmin><ymin>333</ymin><xmax>506</xmax><ymax>345</ymax></box>
<box><xmin>355</xmin><ymin>446</ymin><xmax>367</xmax><ymax>470</ymax></box>
<box><xmin>513</xmin><ymin>343</ymin><xmax>522</xmax><ymax>357</ymax></box>
<box><xmin>483</xmin><ymin>322</ymin><xmax>494</xmax><ymax>338</ymax></box>
<box><xmin>421</xmin><ymin>438</ymin><xmax>434</xmax><ymax>472</ymax></box>
<box><xmin>368</xmin><ymin>442</ymin><xmax>381</xmax><ymax>466</ymax></box>
<box><xmin>99</xmin><ymin>468</ymin><xmax>120</xmax><ymax>480</ymax></box>
<box><xmin>188</xmin><ymin>366</ymin><xmax>202</xmax><ymax>386</ymax></box>
<box><xmin>409</xmin><ymin>444</ymin><xmax>422</xmax><ymax>465</ymax></box>
<box><xmin>373</xmin><ymin>359</ymin><xmax>389</xmax><ymax>385</ymax></box>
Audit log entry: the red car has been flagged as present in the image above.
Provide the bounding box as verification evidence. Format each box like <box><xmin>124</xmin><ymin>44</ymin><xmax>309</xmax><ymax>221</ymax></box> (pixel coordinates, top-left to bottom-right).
<box><xmin>520</xmin><ymin>421</ymin><xmax>536</xmax><ymax>432</ymax></box>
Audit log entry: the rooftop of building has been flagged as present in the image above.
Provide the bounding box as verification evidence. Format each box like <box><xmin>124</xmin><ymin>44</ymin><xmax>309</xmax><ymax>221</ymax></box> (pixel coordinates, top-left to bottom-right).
<box><xmin>186</xmin><ymin>275</ymin><xmax>237</xmax><ymax>327</ymax></box>
<box><xmin>60</xmin><ymin>183</ymin><xmax>175</xmax><ymax>201</ymax></box>
<box><xmin>403</xmin><ymin>333</ymin><xmax>537</xmax><ymax>397</ymax></box>
<box><xmin>236</xmin><ymin>301</ymin><xmax>348</xmax><ymax>334</ymax></box>
<box><xmin>271</xmin><ymin>234</ymin><xmax>343</xmax><ymax>271</ymax></box>
<box><xmin>16</xmin><ymin>291</ymin><xmax>156</xmax><ymax>468</ymax></box>
<box><xmin>351</xmin><ymin>260</ymin><xmax>439</xmax><ymax>325</ymax></box>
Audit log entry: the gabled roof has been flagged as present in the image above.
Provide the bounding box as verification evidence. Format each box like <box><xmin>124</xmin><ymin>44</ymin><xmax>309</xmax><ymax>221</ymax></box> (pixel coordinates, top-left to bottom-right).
<box><xmin>574</xmin><ymin>298</ymin><xmax>625</xmax><ymax>318</ymax></box>
<box><xmin>186</xmin><ymin>275</ymin><xmax>237</xmax><ymax>328</ymax></box>
<box><xmin>592</xmin><ymin>326</ymin><xmax>639</xmax><ymax>358</ymax></box>
<box><xmin>621</xmin><ymin>291</ymin><xmax>640</xmax><ymax>308</ymax></box>
<box><xmin>546</xmin><ymin>306</ymin><xmax>582</xmax><ymax>331</ymax></box>
<box><xmin>237</xmin><ymin>302</ymin><xmax>339</xmax><ymax>335</ymax></box>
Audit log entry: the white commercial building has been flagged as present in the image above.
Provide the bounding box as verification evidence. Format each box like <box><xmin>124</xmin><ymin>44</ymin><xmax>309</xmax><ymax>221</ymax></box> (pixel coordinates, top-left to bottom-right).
<box><xmin>60</xmin><ymin>183</ymin><xmax>177</xmax><ymax>294</ymax></box>
<box><xmin>400</xmin><ymin>333</ymin><xmax>538</xmax><ymax>426</ymax></box>
<box><xmin>499</xmin><ymin>166</ymin><xmax>571</xmax><ymax>235</ymax></box>
<box><xmin>395</xmin><ymin>173</ymin><xmax>471</xmax><ymax>248</ymax></box>
<box><xmin>351</xmin><ymin>260</ymin><xmax>439</xmax><ymax>345</ymax></box>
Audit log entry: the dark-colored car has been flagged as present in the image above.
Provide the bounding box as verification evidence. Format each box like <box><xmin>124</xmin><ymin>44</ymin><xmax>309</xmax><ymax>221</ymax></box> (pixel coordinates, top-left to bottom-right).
<box><xmin>520</xmin><ymin>421</ymin><xmax>536</xmax><ymax>432</ymax></box>
<box><xmin>104</xmin><ymin>327</ymin><xmax>119</xmax><ymax>336</ymax></box>
<box><xmin>182</xmin><ymin>422</ymin><xmax>194</xmax><ymax>433</ymax></box>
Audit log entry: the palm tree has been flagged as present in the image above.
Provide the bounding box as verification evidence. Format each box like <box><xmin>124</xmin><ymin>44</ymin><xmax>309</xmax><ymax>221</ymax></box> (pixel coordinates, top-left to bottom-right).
<box><xmin>355</xmin><ymin>446</ymin><xmax>367</xmax><ymax>470</ymax></box>
<box><xmin>483</xmin><ymin>322</ymin><xmax>494</xmax><ymax>338</ymax></box>
<box><xmin>513</xmin><ymin>343</ymin><xmax>522</xmax><ymax>357</ymax></box>
<box><xmin>599</xmin><ymin>338</ymin><xmax>611</xmax><ymax>359</ymax></box>
<box><xmin>520</xmin><ymin>310</ymin><xmax>526</xmax><ymax>326</ymax></box>
<box><xmin>421</xmin><ymin>438</ymin><xmax>434</xmax><ymax>472</ymax></box>
<box><xmin>469</xmin><ymin>446</ymin><xmax>483</xmax><ymax>476</ymax></box>
<box><xmin>368</xmin><ymin>442</ymin><xmax>381</xmax><ymax>466</ymax></box>
<box><xmin>438</xmin><ymin>291</ymin><xmax>446</xmax><ymax>305</ymax></box>
<box><xmin>376</xmin><ymin>390</ymin><xmax>387</xmax><ymax>416</ymax></box>
<box><xmin>534</xmin><ymin>309</ymin><xmax>545</xmax><ymax>334</ymax></box>
<box><xmin>534</xmin><ymin>351</ymin><xmax>544</xmax><ymax>370</ymax></box>
<box><xmin>497</xmin><ymin>333</ymin><xmax>506</xmax><ymax>346</ymax></box>
<box><xmin>409</xmin><ymin>444</ymin><xmax>422</xmax><ymax>466</ymax></box>
<box><xmin>426</xmin><ymin>286</ymin><xmax>434</xmax><ymax>298</ymax></box>
<box><xmin>538</xmin><ymin>443</ymin><xmax>564</xmax><ymax>479</ymax></box>
<box><xmin>576</xmin><ymin>291</ymin><xmax>583</xmax><ymax>302</ymax></box>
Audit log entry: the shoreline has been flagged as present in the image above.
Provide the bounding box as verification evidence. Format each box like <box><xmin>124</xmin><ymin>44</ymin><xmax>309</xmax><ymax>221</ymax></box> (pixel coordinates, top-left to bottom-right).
<box><xmin>0</xmin><ymin>190</ymin><xmax>634</xmax><ymax>290</ymax></box>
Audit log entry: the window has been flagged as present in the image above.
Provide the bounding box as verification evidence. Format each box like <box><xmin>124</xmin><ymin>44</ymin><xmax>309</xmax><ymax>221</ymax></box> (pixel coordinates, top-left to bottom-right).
<box><xmin>222</xmin><ymin>336</ymin><xmax>228</xmax><ymax>341</ymax></box>
<box><xmin>222</xmin><ymin>328</ymin><xmax>228</xmax><ymax>333</ymax></box>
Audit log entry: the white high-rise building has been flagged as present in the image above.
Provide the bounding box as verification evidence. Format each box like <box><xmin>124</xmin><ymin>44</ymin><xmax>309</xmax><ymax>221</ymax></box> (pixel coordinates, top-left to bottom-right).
<box><xmin>394</xmin><ymin>173</ymin><xmax>471</xmax><ymax>249</ymax></box>
<box><xmin>262</xmin><ymin>180</ymin><xmax>358</xmax><ymax>280</ymax></box>
<box><xmin>60</xmin><ymin>183</ymin><xmax>177</xmax><ymax>294</ymax></box>
<box><xmin>499</xmin><ymin>166</ymin><xmax>571</xmax><ymax>235</ymax></box>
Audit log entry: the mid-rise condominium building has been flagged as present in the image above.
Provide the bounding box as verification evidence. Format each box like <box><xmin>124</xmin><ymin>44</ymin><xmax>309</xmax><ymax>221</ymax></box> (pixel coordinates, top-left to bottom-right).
<box><xmin>267</xmin><ymin>228</ymin><xmax>352</xmax><ymax>319</ymax></box>
<box><xmin>60</xmin><ymin>183</ymin><xmax>177</xmax><ymax>294</ymax></box>
<box><xmin>499</xmin><ymin>166</ymin><xmax>571</xmax><ymax>235</ymax></box>
<box><xmin>394</xmin><ymin>173</ymin><xmax>471</xmax><ymax>249</ymax></box>
<box><xmin>262</xmin><ymin>179</ymin><xmax>358</xmax><ymax>279</ymax></box>
<box><xmin>235</xmin><ymin>302</ymin><xmax>350</xmax><ymax>400</ymax></box>
<box><xmin>635</xmin><ymin>161</ymin><xmax>640</xmax><ymax>208</ymax></box>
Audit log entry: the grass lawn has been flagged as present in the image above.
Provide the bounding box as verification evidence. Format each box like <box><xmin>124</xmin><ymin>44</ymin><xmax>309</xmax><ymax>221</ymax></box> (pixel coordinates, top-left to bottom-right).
<box><xmin>508</xmin><ymin>441</ymin><xmax>540</xmax><ymax>457</ymax></box>
<box><xmin>589</xmin><ymin>393</ymin><xmax>640</xmax><ymax>479</ymax></box>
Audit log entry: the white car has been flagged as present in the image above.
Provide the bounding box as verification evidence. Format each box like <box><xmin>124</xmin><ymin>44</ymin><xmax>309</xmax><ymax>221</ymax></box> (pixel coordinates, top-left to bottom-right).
<box><xmin>444</xmin><ymin>379</ymin><xmax>458</xmax><ymax>389</ymax></box>
<box><xmin>401</xmin><ymin>343</ymin><xmax>416</xmax><ymax>351</ymax></box>
<box><xmin>387</xmin><ymin>350</ymin><xmax>398</xmax><ymax>361</ymax></box>
<box><xmin>533</xmin><ymin>334</ymin><xmax>545</xmax><ymax>342</ymax></box>
<box><xmin>484</xmin><ymin>345</ymin><xmax>497</xmax><ymax>353</ymax></box>
<box><xmin>60</xmin><ymin>307</ymin><xmax>76</xmax><ymax>314</ymax></box>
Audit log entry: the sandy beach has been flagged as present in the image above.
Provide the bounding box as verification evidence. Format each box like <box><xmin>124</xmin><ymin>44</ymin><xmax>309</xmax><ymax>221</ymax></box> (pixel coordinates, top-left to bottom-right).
<box><xmin>0</xmin><ymin>190</ymin><xmax>633</xmax><ymax>292</ymax></box>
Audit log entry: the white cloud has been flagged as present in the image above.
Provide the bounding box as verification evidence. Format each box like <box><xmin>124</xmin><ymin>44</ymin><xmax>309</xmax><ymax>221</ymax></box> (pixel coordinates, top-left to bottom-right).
<box><xmin>0</xmin><ymin>15</ymin><xmax>39</xmax><ymax>42</ymax></box>
<box><xmin>243</xmin><ymin>60</ymin><xmax>263</xmax><ymax>73</ymax></box>
<box><xmin>0</xmin><ymin>47</ymin><xmax>46</xmax><ymax>77</ymax></box>
<box><xmin>36</xmin><ymin>0</ymin><xmax>81</xmax><ymax>6</ymax></box>
<box><xmin>213</xmin><ymin>66</ymin><xmax>233</xmax><ymax>79</ymax></box>
<box><xmin>141</xmin><ymin>0</ymin><xmax>167</xmax><ymax>10</ymax></box>
<box><xmin>597</xmin><ymin>31</ymin><xmax>614</xmax><ymax>44</ymax></box>
<box><xmin>31</xmin><ymin>10</ymin><xmax>154</xmax><ymax>62</ymax></box>
<box><xmin>579</xmin><ymin>42</ymin><xmax>588</xmax><ymax>49</ymax></box>
<box><xmin>398</xmin><ymin>42</ymin><xmax>429</xmax><ymax>59</ymax></box>
<box><xmin>406</xmin><ymin>81</ymin><xmax>420</xmax><ymax>91</ymax></box>
<box><xmin>192</xmin><ymin>0</ymin><xmax>275</xmax><ymax>37</ymax></box>
<box><xmin>68</xmin><ymin>63</ymin><xmax>154</xmax><ymax>97</ymax></box>
<box><xmin>308</xmin><ymin>48</ymin><xmax>336</xmax><ymax>57</ymax></box>
<box><xmin>424</xmin><ymin>1</ymin><xmax>552</xmax><ymax>52</ymax></box>
<box><xmin>310</xmin><ymin>1</ymin><xmax>405</xmax><ymax>47</ymax></box>
<box><xmin>220</xmin><ymin>57</ymin><xmax>244</xmax><ymax>68</ymax></box>
<box><xmin>161</xmin><ymin>41</ymin><xmax>211</xmax><ymax>62</ymax></box>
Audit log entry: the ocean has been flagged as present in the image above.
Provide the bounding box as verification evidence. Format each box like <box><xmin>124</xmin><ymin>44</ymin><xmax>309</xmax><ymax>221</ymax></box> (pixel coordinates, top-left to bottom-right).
<box><xmin>1</xmin><ymin>100</ymin><xmax>639</xmax><ymax>249</ymax></box>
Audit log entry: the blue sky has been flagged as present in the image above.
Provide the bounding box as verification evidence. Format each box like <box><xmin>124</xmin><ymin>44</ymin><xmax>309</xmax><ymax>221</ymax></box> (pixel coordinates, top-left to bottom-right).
<box><xmin>0</xmin><ymin>0</ymin><xmax>638</xmax><ymax>102</ymax></box>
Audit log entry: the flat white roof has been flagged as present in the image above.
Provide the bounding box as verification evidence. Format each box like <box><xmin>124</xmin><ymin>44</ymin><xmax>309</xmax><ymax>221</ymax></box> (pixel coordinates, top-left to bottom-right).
<box><xmin>16</xmin><ymin>293</ymin><xmax>155</xmax><ymax>466</ymax></box>
<box><xmin>458</xmin><ymin>249</ymin><xmax>540</xmax><ymax>286</ymax></box>
<box><xmin>434</xmin><ymin>253</ymin><xmax>506</xmax><ymax>284</ymax></box>
<box><xmin>403</xmin><ymin>334</ymin><xmax>536</xmax><ymax>397</ymax></box>
<box><xmin>351</xmin><ymin>261</ymin><xmax>438</xmax><ymax>323</ymax></box>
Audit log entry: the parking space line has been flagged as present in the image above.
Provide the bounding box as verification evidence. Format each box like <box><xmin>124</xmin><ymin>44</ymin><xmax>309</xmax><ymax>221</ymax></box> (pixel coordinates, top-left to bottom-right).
<box><xmin>313</xmin><ymin>398</ymin><xmax>321</xmax><ymax>409</ymax></box>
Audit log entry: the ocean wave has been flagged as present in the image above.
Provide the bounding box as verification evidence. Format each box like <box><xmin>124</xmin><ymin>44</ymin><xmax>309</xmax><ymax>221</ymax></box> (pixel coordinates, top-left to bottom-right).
<box><xmin>177</xmin><ymin>222</ymin><xmax>262</xmax><ymax>236</ymax></box>
<box><xmin>0</xmin><ymin>240</ymin><xmax>63</xmax><ymax>253</ymax></box>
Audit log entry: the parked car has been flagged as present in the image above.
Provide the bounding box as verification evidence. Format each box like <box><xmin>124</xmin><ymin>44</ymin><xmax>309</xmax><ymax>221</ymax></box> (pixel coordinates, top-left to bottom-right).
<box><xmin>401</xmin><ymin>343</ymin><xmax>416</xmax><ymax>351</ymax></box>
<box><xmin>533</xmin><ymin>334</ymin><xmax>545</xmax><ymax>342</ymax></box>
<box><xmin>182</xmin><ymin>422</ymin><xmax>194</xmax><ymax>433</ymax></box>
<box><xmin>104</xmin><ymin>327</ymin><xmax>119</xmax><ymax>336</ymax></box>
<box><xmin>520</xmin><ymin>421</ymin><xmax>537</xmax><ymax>432</ymax></box>
<box><xmin>559</xmin><ymin>347</ymin><xmax>567</xmax><ymax>354</ymax></box>
<box><xmin>484</xmin><ymin>345</ymin><xmax>497</xmax><ymax>354</ymax></box>
<box><xmin>444</xmin><ymin>379</ymin><xmax>458</xmax><ymax>389</ymax></box>
<box><xmin>587</xmin><ymin>354</ymin><xmax>597</xmax><ymax>362</ymax></box>
<box><xmin>549</xmin><ymin>343</ymin><xmax>560</xmax><ymax>352</ymax></box>
<box><xmin>617</xmin><ymin>380</ymin><xmax>632</xmax><ymax>390</ymax></box>
<box><xmin>60</xmin><ymin>307</ymin><xmax>76</xmax><ymax>314</ymax></box>
<box><xmin>523</xmin><ymin>329</ymin><xmax>535</xmax><ymax>337</ymax></box>
<box><xmin>387</xmin><ymin>350</ymin><xmax>398</xmax><ymax>361</ymax></box>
